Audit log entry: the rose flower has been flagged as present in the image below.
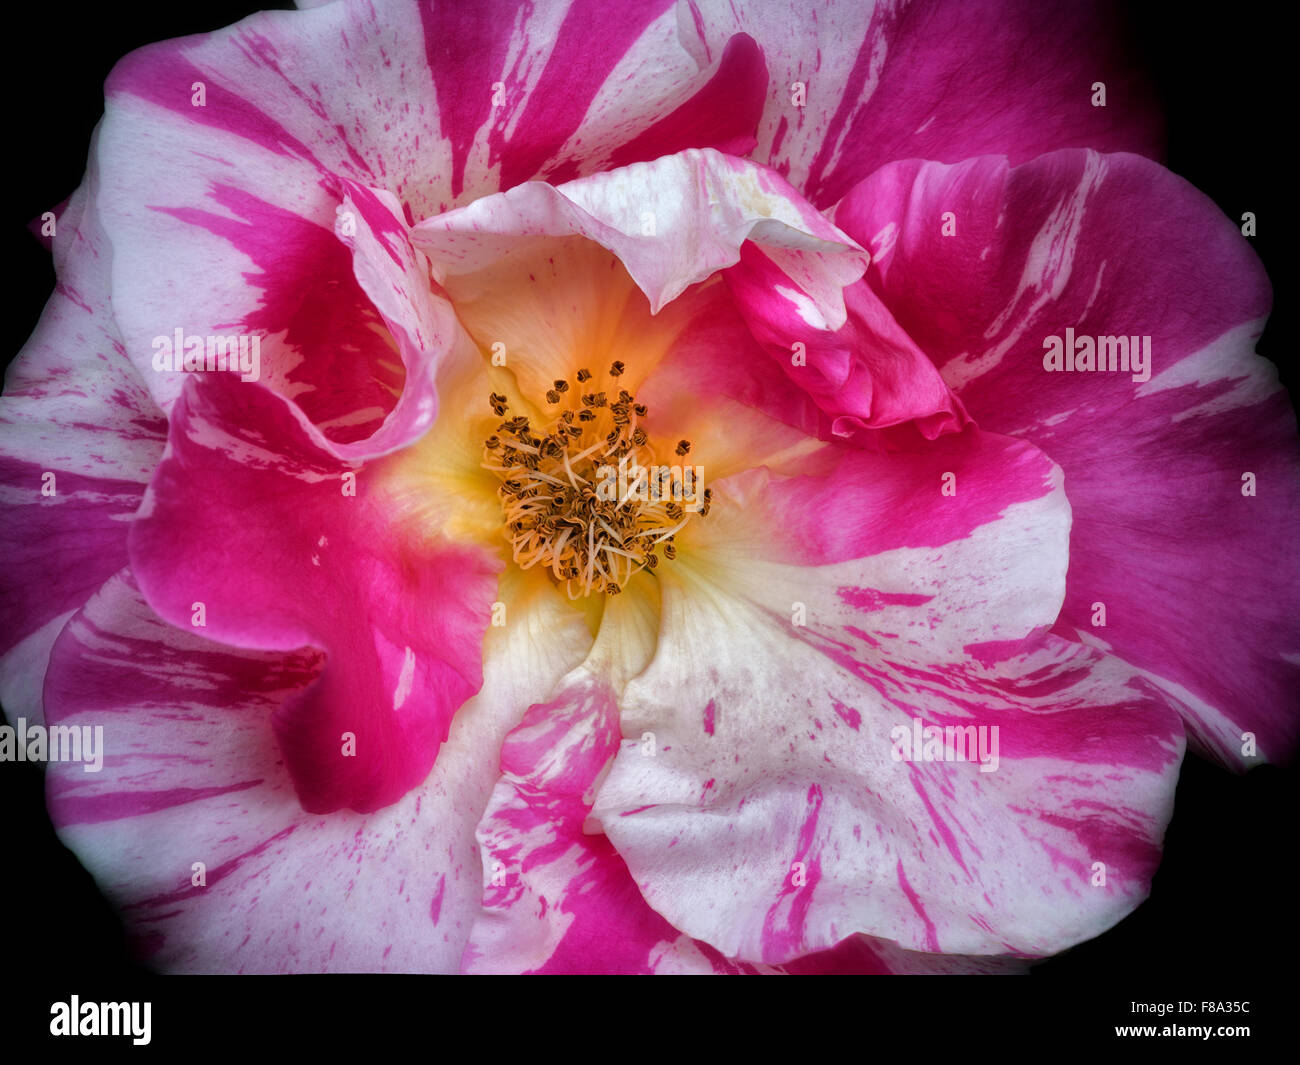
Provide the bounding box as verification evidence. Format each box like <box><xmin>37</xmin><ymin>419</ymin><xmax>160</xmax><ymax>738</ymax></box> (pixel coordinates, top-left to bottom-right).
<box><xmin>1</xmin><ymin>0</ymin><xmax>1294</xmax><ymax>974</ymax></box>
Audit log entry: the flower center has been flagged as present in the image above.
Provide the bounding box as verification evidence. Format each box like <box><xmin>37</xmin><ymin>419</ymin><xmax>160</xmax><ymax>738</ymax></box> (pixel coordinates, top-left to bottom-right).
<box><xmin>483</xmin><ymin>361</ymin><xmax>710</xmax><ymax>599</ymax></box>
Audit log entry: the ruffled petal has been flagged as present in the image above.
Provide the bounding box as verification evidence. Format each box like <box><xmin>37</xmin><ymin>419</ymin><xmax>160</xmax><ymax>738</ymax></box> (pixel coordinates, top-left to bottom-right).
<box><xmin>465</xmin><ymin>584</ymin><xmax>766</xmax><ymax>973</ymax></box>
<box><xmin>94</xmin><ymin>0</ymin><xmax>772</xmax><ymax>436</ymax></box>
<box><xmin>409</xmin><ymin>148</ymin><xmax>867</xmax><ymax>423</ymax></box>
<box><xmin>681</xmin><ymin>0</ymin><xmax>1163</xmax><ymax>206</ymax></box>
<box><xmin>412</xmin><ymin>148</ymin><xmax>865</xmax><ymax>319</ymax></box>
<box><xmin>128</xmin><ymin>372</ymin><xmax>500</xmax><ymax>813</ymax></box>
<box><xmin>592</xmin><ymin>430</ymin><xmax>1184</xmax><ymax>963</ymax></box>
<box><xmin>836</xmin><ymin>149</ymin><xmax>1298</xmax><ymax>766</ymax></box>
<box><xmin>465</xmin><ymin>608</ymin><xmax>1030</xmax><ymax>973</ymax></box>
<box><xmin>465</xmin><ymin>669</ymin><xmax>760</xmax><ymax>973</ymax></box>
<box><xmin>40</xmin><ymin>566</ymin><xmax>591</xmax><ymax>972</ymax></box>
<box><xmin>724</xmin><ymin>243</ymin><xmax>971</xmax><ymax>446</ymax></box>
<box><xmin>101</xmin><ymin>140</ymin><xmax>453</xmax><ymax>456</ymax></box>
<box><xmin>0</xmin><ymin>153</ymin><xmax>165</xmax><ymax>702</ymax></box>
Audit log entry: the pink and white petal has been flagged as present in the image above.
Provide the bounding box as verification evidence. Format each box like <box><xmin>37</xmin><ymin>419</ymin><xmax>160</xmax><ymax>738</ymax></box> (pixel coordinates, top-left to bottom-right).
<box><xmin>465</xmin><ymin>583</ymin><xmax>767</xmax><ymax>974</ymax></box>
<box><xmin>680</xmin><ymin>0</ymin><xmax>1162</xmax><ymax>207</ymax></box>
<box><xmin>0</xmin><ymin>156</ymin><xmax>165</xmax><ymax>676</ymax></box>
<box><xmin>41</xmin><ymin>566</ymin><xmax>591</xmax><ymax>972</ymax></box>
<box><xmin>118</xmin><ymin>0</ymin><xmax>760</xmax><ymax>212</ymax></box>
<box><xmin>99</xmin><ymin>111</ymin><xmax>454</xmax><ymax>456</ymax></box>
<box><xmin>412</xmin><ymin>148</ymin><xmax>866</xmax><ymax>320</ymax></box>
<box><xmin>326</xmin><ymin>178</ymin><xmax>462</xmax><ymax>457</ymax></box>
<box><xmin>468</xmin><ymin>653</ymin><xmax>1037</xmax><ymax>976</ymax></box>
<box><xmin>128</xmin><ymin>372</ymin><xmax>500</xmax><ymax>814</ymax></box>
<box><xmin>602</xmin><ymin>34</ymin><xmax>767</xmax><ymax>174</ymax></box>
<box><xmin>95</xmin><ymin>2</ymin><xmax>466</xmax><ymax>445</ymax></box>
<box><xmin>464</xmin><ymin>649</ymin><xmax>1026</xmax><ymax>974</ymax></box>
<box><xmin>724</xmin><ymin>243</ymin><xmax>971</xmax><ymax>446</ymax></box>
<box><xmin>836</xmin><ymin>150</ymin><xmax>1298</xmax><ymax>766</ymax></box>
<box><xmin>101</xmin><ymin>1</ymin><xmax>448</xmax><ymax>223</ymax></box>
<box><xmin>95</xmin><ymin>0</ymin><xmax>774</xmax><ymax>425</ymax></box>
<box><xmin>479</xmin><ymin>8</ymin><xmax>769</xmax><ymax>191</ymax></box>
<box><xmin>592</xmin><ymin>432</ymin><xmax>1185</xmax><ymax>963</ymax></box>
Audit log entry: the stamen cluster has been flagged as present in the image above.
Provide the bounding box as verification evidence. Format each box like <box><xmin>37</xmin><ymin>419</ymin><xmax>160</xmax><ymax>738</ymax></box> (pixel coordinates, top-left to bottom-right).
<box><xmin>482</xmin><ymin>361</ymin><xmax>710</xmax><ymax>598</ymax></box>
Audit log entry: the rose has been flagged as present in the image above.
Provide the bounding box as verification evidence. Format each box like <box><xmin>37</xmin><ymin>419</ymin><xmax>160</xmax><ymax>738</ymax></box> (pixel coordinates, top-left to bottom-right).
<box><xmin>1</xmin><ymin>0</ymin><xmax>1294</xmax><ymax>975</ymax></box>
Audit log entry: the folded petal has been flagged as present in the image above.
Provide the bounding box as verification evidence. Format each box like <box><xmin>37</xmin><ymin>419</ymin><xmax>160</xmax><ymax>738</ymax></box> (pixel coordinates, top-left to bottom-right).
<box><xmin>128</xmin><ymin>372</ymin><xmax>500</xmax><ymax>813</ymax></box>
<box><xmin>94</xmin><ymin>0</ymin><xmax>772</xmax><ymax>435</ymax></box>
<box><xmin>466</xmin><ymin>583</ymin><xmax>1033</xmax><ymax>973</ymax></box>
<box><xmin>592</xmin><ymin>430</ymin><xmax>1184</xmax><ymax>963</ymax></box>
<box><xmin>681</xmin><ymin>0</ymin><xmax>1162</xmax><ymax>206</ymax></box>
<box><xmin>465</xmin><ymin>583</ymin><xmax>764</xmax><ymax>973</ymax></box>
<box><xmin>409</xmin><ymin>149</ymin><xmax>866</xmax><ymax>422</ymax></box>
<box><xmin>101</xmin><ymin>143</ymin><xmax>451</xmax><ymax>456</ymax></box>
<box><xmin>0</xmin><ymin>154</ymin><xmax>165</xmax><ymax>703</ymax></box>
<box><xmin>836</xmin><ymin>149</ymin><xmax>1298</xmax><ymax>766</ymax></box>
<box><xmin>466</xmin><ymin>668</ymin><xmax>747</xmax><ymax>973</ymax></box>
<box><xmin>724</xmin><ymin>243</ymin><xmax>971</xmax><ymax>446</ymax></box>
<box><xmin>40</xmin><ymin>566</ymin><xmax>590</xmax><ymax>972</ymax></box>
<box><xmin>412</xmin><ymin>148</ymin><xmax>866</xmax><ymax>318</ymax></box>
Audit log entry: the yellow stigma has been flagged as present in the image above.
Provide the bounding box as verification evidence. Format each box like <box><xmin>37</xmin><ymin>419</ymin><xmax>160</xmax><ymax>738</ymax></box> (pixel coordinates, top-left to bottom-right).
<box><xmin>482</xmin><ymin>361</ymin><xmax>711</xmax><ymax>598</ymax></box>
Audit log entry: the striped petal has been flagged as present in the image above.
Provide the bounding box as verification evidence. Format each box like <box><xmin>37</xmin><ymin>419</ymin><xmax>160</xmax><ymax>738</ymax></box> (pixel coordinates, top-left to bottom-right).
<box><xmin>413</xmin><ymin>147</ymin><xmax>865</xmax><ymax>316</ymax></box>
<box><xmin>835</xmin><ymin>149</ymin><xmax>1298</xmax><ymax>766</ymax></box>
<box><xmin>40</xmin><ymin>566</ymin><xmax>591</xmax><ymax>972</ymax></box>
<box><xmin>0</xmin><ymin>152</ymin><xmax>165</xmax><ymax>714</ymax></box>
<box><xmin>94</xmin><ymin>0</ymin><xmax>771</xmax><ymax>434</ymax></box>
<box><xmin>591</xmin><ymin>430</ymin><xmax>1185</xmax><ymax>963</ymax></box>
<box><xmin>464</xmin><ymin>585</ymin><xmax>758</xmax><ymax>973</ymax></box>
<box><xmin>128</xmin><ymin>371</ymin><xmax>500</xmax><ymax>814</ymax></box>
<box><xmin>466</xmin><ymin>586</ymin><xmax>1028</xmax><ymax>973</ymax></box>
<box><xmin>681</xmin><ymin>0</ymin><xmax>1163</xmax><ymax>206</ymax></box>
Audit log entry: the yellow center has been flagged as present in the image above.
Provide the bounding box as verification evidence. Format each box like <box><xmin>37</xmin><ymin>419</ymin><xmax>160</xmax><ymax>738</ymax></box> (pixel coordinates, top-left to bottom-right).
<box><xmin>482</xmin><ymin>361</ymin><xmax>711</xmax><ymax>599</ymax></box>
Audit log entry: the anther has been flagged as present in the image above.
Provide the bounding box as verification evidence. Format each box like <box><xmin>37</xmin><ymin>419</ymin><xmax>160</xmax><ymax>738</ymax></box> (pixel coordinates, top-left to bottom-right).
<box><xmin>481</xmin><ymin>366</ymin><xmax>707</xmax><ymax>599</ymax></box>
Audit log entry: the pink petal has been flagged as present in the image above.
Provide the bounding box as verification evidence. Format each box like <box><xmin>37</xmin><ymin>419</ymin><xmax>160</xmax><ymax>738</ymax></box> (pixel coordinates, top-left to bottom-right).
<box><xmin>724</xmin><ymin>242</ymin><xmax>971</xmax><ymax>446</ymax></box>
<box><xmin>327</xmin><ymin>178</ymin><xmax>459</xmax><ymax>458</ymax></box>
<box><xmin>128</xmin><ymin>373</ymin><xmax>500</xmax><ymax>813</ymax></box>
<box><xmin>412</xmin><ymin>148</ymin><xmax>866</xmax><ymax>319</ymax></box>
<box><xmin>420</xmin><ymin>0</ymin><xmax>769</xmax><ymax>196</ymax></box>
<box><xmin>592</xmin><ymin>430</ymin><xmax>1184</xmax><ymax>963</ymax></box>
<box><xmin>836</xmin><ymin>149</ymin><xmax>1297</xmax><ymax>766</ymax></box>
<box><xmin>465</xmin><ymin>657</ymin><xmax>1029</xmax><ymax>973</ymax></box>
<box><xmin>40</xmin><ymin>568</ymin><xmax>591</xmax><ymax>972</ymax></box>
<box><xmin>95</xmin><ymin>0</ymin><xmax>772</xmax><ymax>430</ymax></box>
<box><xmin>0</xmin><ymin>166</ymin><xmax>164</xmax><ymax>689</ymax></box>
<box><xmin>100</xmin><ymin>160</ymin><xmax>446</xmax><ymax>456</ymax></box>
<box><xmin>465</xmin><ymin>669</ymin><xmax>759</xmax><ymax>973</ymax></box>
<box><xmin>685</xmin><ymin>0</ymin><xmax>1163</xmax><ymax>206</ymax></box>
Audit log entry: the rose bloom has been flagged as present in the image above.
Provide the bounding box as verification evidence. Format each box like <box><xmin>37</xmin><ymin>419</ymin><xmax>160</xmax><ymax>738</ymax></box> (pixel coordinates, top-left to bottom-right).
<box><xmin>1</xmin><ymin>0</ymin><xmax>1295</xmax><ymax>976</ymax></box>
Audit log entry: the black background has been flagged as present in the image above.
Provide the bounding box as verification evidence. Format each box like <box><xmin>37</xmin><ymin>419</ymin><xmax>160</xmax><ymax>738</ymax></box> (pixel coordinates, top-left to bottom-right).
<box><xmin>1</xmin><ymin>0</ymin><xmax>1293</xmax><ymax>1026</ymax></box>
